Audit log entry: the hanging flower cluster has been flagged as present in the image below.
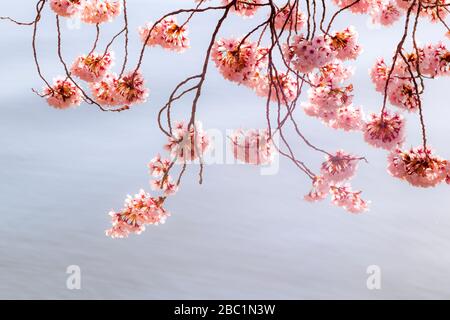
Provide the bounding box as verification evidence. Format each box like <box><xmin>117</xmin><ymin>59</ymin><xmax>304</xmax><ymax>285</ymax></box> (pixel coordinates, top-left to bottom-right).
<box><xmin>50</xmin><ymin>0</ymin><xmax>121</xmax><ymax>22</ymax></box>
<box><xmin>164</xmin><ymin>121</ymin><xmax>210</xmax><ymax>162</ymax></box>
<box><xmin>106</xmin><ymin>119</ymin><xmax>211</xmax><ymax>236</ymax></box>
<box><xmin>50</xmin><ymin>0</ymin><xmax>84</xmax><ymax>17</ymax></box>
<box><xmin>148</xmin><ymin>154</ymin><xmax>179</xmax><ymax>197</ymax></box>
<box><xmin>388</xmin><ymin>147</ymin><xmax>448</xmax><ymax>188</ymax></box>
<box><xmin>334</xmin><ymin>0</ymin><xmax>450</xmax><ymax>25</ymax></box>
<box><xmin>105</xmin><ymin>189</ymin><xmax>169</xmax><ymax>238</ymax></box>
<box><xmin>44</xmin><ymin>0</ymin><xmax>150</xmax><ymax>111</ymax></box>
<box><xmin>113</xmin><ymin>70</ymin><xmax>149</xmax><ymax>106</ymax></box>
<box><xmin>81</xmin><ymin>0</ymin><xmax>121</xmax><ymax>24</ymax></box>
<box><xmin>71</xmin><ymin>51</ymin><xmax>114</xmax><ymax>83</ymax></box>
<box><xmin>303</xmin><ymin>61</ymin><xmax>363</xmax><ymax>131</ymax></box>
<box><xmin>367</xmin><ymin>40</ymin><xmax>450</xmax><ymax>187</ymax></box>
<box><xmin>274</xmin><ymin>4</ymin><xmax>306</xmax><ymax>30</ymax></box>
<box><xmin>43</xmin><ymin>77</ymin><xmax>82</xmax><ymax>109</ymax></box>
<box><xmin>364</xmin><ymin>111</ymin><xmax>405</xmax><ymax>150</ymax></box>
<box><xmin>284</xmin><ymin>35</ymin><xmax>336</xmax><ymax>73</ymax></box>
<box><xmin>139</xmin><ymin>17</ymin><xmax>190</xmax><ymax>52</ymax></box>
<box><xmin>211</xmin><ymin>38</ymin><xmax>268</xmax><ymax>86</ymax></box>
<box><xmin>223</xmin><ymin>0</ymin><xmax>263</xmax><ymax>17</ymax></box>
<box><xmin>304</xmin><ymin>151</ymin><xmax>369</xmax><ymax>213</ymax></box>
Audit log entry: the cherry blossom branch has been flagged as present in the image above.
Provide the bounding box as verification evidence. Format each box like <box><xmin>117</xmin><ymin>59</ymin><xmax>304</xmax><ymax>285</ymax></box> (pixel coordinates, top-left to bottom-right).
<box><xmin>3</xmin><ymin>0</ymin><xmax>449</xmax><ymax>237</ymax></box>
<box><xmin>133</xmin><ymin>3</ymin><xmax>231</xmax><ymax>75</ymax></box>
<box><xmin>119</xmin><ymin>0</ymin><xmax>129</xmax><ymax>77</ymax></box>
<box><xmin>88</xmin><ymin>24</ymin><xmax>101</xmax><ymax>56</ymax></box>
<box><xmin>380</xmin><ymin>1</ymin><xmax>416</xmax><ymax>116</ymax></box>
<box><xmin>326</xmin><ymin>0</ymin><xmax>361</xmax><ymax>34</ymax></box>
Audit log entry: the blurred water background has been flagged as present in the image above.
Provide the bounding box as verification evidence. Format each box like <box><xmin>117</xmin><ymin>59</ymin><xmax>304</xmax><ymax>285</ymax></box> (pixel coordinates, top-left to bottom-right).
<box><xmin>0</xmin><ymin>0</ymin><xmax>449</xmax><ymax>299</ymax></box>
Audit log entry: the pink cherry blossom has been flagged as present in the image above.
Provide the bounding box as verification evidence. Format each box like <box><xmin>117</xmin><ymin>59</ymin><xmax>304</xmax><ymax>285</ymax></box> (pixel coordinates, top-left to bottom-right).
<box><xmin>284</xmin><ymin>35</ymin><xmax>335</xmax><ymax>73</ymax></box>
<box><xmin>387</xmin><ymin>146</ymin><xmax>448</xmax><ymax>187</ymax></box>
<box><xmin>320</xmin><ymin>150</ymin><xmax>359</xmax><ymax>183</ymax></box>
<box><xmin>371</xmin><ymin>0</ymin><xmax>402</xmax><ymax>26</ymax></box>
<box><xmin>333</xmin><ymin>0</ymin><xmax>374</xmax><ymax>13</ymax></box>
<box><xmin>165</xmin><ymin>121</ymin><xmax>210</xmax><ymax>162</ymax></box>
<box><xmin>307</xmin><ymin>83</ymin><xmax>354</xmax><ymax>111</ymax></box>
<box><xmin>274</xmin><ymin>5</ymin><xmax>306</xmax><ymax>31</ymax></box>
<box><xmin>43</xmin><ymin>77</ymin><xmax>82</xmax><ymax>109</ymax></box>
<box><xmin>106</xmin><ymin>189</ymin><xmax>169</xmax><ymax>238</ymax></box>
<box><xmin>113</xmin><ymin>70</ymin><xmax>149</xmax><ymax>106</ymax></box>
<box><xmin>364</xmin><ymin>111</ymin><xmax>405</xmax><ymax>150</ymax></box>
<box><xmin>303</xmin><ymin>61</ymin><xmax>359</xmax><ymax>130</ymax></box>
<box><xmin>211</xmin><ymin>38</ymin><xmax>268</xmax><ymax>85</ymax></box>
<box><xmin>148</xmin><ymin>154</ymin><xmax>171</xmax><ymax>178</ymax></box>
<box><xmin>139</xmin><ymin>17</ymin><xmax>190</xmax><ymax>52</ymax></box>
<box><xmin>81</xmin><ymin>0</ymin><xmax>121</xmax><ymax>24</ymax></box>
<box><xmin>89</xmin><ymin>73</ymin><xmax>121</xmax><ymax>106</ymax></box>
<box><xmin>421</xmin><ymin>42</ymin><xmax>450</xmax><ymax>77</ymax></box>
<box><xmin>313</xmin><ymin>61</ymin><xmax>354</xmax><ymax>85</ymax></box>
<box><xmin>446</xmin><ymin>162</ymin><xmax>450</xmax><ymax>185</ymax></box>
<box><xmin>304</xmin><ymin>103</ymin><xmax>363</xmax><ymax>131</ymax></box>
<box><xmin>396</xmin><ymin>0</ymin><xmax>449</xmax><ymax>22</ymax></box>
<box><xmin>303</xmin><ymin>102</ymin><xmax>338</xmax><ymax>124</ymax></box>
<box><xmin>308</xmin><ymin>62</ymin><xmax>354</xmax><ymax>108</ymax></box>
<box><xmin>50</xmin><ymin>0</ymin><xmax>84</xmax><ymax>17</ymax></box>
<box><xmin>229</xmin><ymin>129</ymin><xmax>275</xmax><ymax>165</ymax></box>
<box><xmin>329</xmin><ymin>26</ymin><xmax>362</xmax><ymax>61</ymax></box>
<box><xmin>71</xmin><ymin>51</ymin><xmax>114</xmax><ymax>83</ymax></box>
<box><xmin>388</xmin><ymin>78</ymin><xmax>419</xmax><ymax>112</ymax></box>
<box><xmin>147</xmin><ymin>154</ymin><xmax>178</xmax><ymax>196</ymax></box>
<box><xmin>305</xmin><ymin>176</ymin><xmax>370</xmax><ymax>213</ymax></box>
<box><xmin>329</xmin><ymin>184</ymin><xmax>370</xmax><ymax>213</ymax></box>
<box><xmin>151</xmin><ymin>176</ymin><xmax>178</xmax><ymax>196</ymax></box>
<box><xmin>255</xmin><ymin>72</ymin><xmax>298</xmax><ymax>104</ymax></box>
<box><xmin>393</xmin><ymin>50</ymin><xmax>425</xmax><ymax>77</ymax></box>
<box><xmin>304</xmin><ymin>175</ymin><xmax>331</xmax><ymax>202</ymax></box>
<box><xmin>335</xmin><ymin>104</ymin><xmax>364</xmax><ymax>131</ymax></box>
<box><xmin>370</xmin><ymin>58</ymin><xmax>390</xmax><ymax>92</ymax></box>
<box><xmin>223</xmin><ymin>0</ymin><xmax>262</xmax><ymax>17</ymax></box>
<box><xmin>9</xmin><ymin>0</ymin><xmax>450</xmax><ymax>234</ymax></box>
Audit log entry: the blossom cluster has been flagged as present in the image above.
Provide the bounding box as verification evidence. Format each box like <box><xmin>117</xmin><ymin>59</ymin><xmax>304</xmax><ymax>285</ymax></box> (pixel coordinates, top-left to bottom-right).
<box><xmin>367</xmin><ymin>42</ymin><xmax>450</xmax><ymax>187</ymax></box>
<box><xmin>304</xmin><ymin>150</ymin><xmax>369</xmax><ymax>213</ymax></box>
<box><xmin>148</xmin><ymin>154</ymin><xmax>178</xmax><ymax>197</ymax></box>
<box><xmin>105</xmin><ymin>189</ymin><xmax>169</xmax><ymax>238</ymax></box>
<box><xmin>211</xmin><ymin>38</ymin><xmax>268</xmax><ymax>86</ymax></box>
<box><xmin>50</xmin><ymin>0</ymin><xmax>121</xmax><ymax>23</ymax></box>
<box><xmin>223</xmin><ymin>0</ymin><xmax>263</xmax><ymax>17</ymax></box>
<box><xmin>43</xmin><ymin>77</ymin><xmax>82</xmax><ymax>109</ymax></box>
<box><xmin>303</xmin><ymin>61</ymin><xmax>363</xmax><ymax>131</ymax></box>
<box><xmin>333</xmin><ymin>0</ymin><xmax>450</xmax><ymax>27</ymax></box>
<box><xmin>44</xmin><ymin>51</ymin><xmax>149</xmax><ymax>109</ymax></box>
<box><xmin>150</xmin><ymin>121</ymin><xmax>210</xmax><ymax>197</ymax></box>
<box><xmin>284</xmin><ymin>26</ymin><xmax>362</xmax><ymax>73</ymax></box>
<box><xmin>164</xmin><ymin>121</ymin><xmax>210</xmax><ymax>162</ymax></box>
<box><xmin>46</xmin><ymin>1</ymin><xmax>152</xmax><ymax>110</ymax></box>
<box><xmin>388</xmin><ymin>147</ymin><xmax>448</xmax><ymax>188</ymax></box>
<box><xmin>106</xmin><ymin>120</ymin><xmax>211</xmax><ymax>238</ymax></box>
<box><xmin>210</xmin><ymin>22</ymin><xmax>364</xmax><ymax>131</ymax></box>
<box><xmin>139</xmin><ymin>17</ymin><xmax>190</xmax><ymax>52</ymax></box>
<box><xmin>370</xmin><ymin>43</ymin><xmax>450</xmax><ymax>113</ymax></box>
